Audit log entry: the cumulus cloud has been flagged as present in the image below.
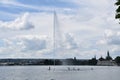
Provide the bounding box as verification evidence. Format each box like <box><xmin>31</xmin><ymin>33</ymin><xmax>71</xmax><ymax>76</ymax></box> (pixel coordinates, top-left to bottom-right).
<box><xmin>63</xmin><ymin>33</ymin><xmax>78</xmax><ymax>49</ymax></box>
<box><xmin>97</xmin><ymin>29</ymin><xmax>120</xmax><ymax>58</ymax></box>
<box><xmin>104</xmin><ymin>30</ymin><xmax>120</xmax><ymax>45</ymax></box>
<box><xmin>0</xmin><ymin>35</ymin><xmax>54</xmax><ymax>58</ymax></box>
<box><xmin>0</xmin><ymin>0</ymin><xmax>119</xmax><ymax>58</ymax></box>
<box><xmin>0</xmin><ymin>12</ymin><xmax>34</xmax><ymax>30</ymax></box>
<box><xmin>4</xmin><ymin>35</ymin><xmax>49</xmax><ymax>52</ymax></box>
<box><xmin>0</xmin><ymin>33</ymin><xmax>81</xmax><ymax>58</ymax></box>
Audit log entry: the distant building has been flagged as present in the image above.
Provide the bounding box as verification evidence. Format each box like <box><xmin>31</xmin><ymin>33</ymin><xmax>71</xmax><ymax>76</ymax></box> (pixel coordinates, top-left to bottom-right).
<box><xmin>97</xmin><ymin>51</ymin><xmax>117</xmax><ymax>66</ymax></box>
<box><xmin>106</xmin><ymin>51</ymin><xmax>112</xmax><ymax>60</ymax></box>
<box><xmin>99</xmin><ymin>56</ymin><xmax>105</xmax><ymax>61</ymax></box>
<box><xmin>74</xmin><ymin>57</ymin><xmax>76</xmax><ymax>60</ymax></box>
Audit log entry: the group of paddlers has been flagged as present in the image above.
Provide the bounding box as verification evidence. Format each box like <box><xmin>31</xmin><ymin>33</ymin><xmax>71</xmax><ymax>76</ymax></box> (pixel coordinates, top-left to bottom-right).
<box><xmin>48</xmin><ymin>66</ymin><xmax>93</xmax><ymax>71</ymax></box>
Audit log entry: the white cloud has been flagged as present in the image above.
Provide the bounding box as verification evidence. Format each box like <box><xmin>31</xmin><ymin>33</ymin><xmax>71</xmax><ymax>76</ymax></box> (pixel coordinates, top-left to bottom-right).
<box><xmin>63</xmin><ymin>33</ymin><xmax>78</xmax><ymax>49</ymax></box>
<box><xmin>4</xmin><ymin>35</ymin><xmax>49</xmax><ymax>51</ymax></box>
<box><xmin>0</xmin><ymin>0</ymin><xmax>16</xmax><ymax>4</ymax></box>
<box><xmin>105</xmin><ymin>30</ymin><xmax>120</xmax><ymax>45</ymax></box>
<box><xmin>0</xmin><ymin>35</ymin><xmax>52</xmax><ymax>58</ymax></box>
<box><xmin>0</xmin><ymin>33</ymin><xmax>81</xmax><ymax>58</ymax></box>
<box><xmin>17</xmin><ymin>36</ymin><xmax>47</xmax><ymax>51</ymax></box>
<box><xmin>0</xmin><ymin>12</ymin><xmax>34</xmax><ymax>30</ymax></box>
<box><xmin>97</xmin><ymin>29</ymin><xmax>120</xmax><ymax>58</ymax></box>
<box><xmin>0</xmin><ymin>0</ymin><xmax>73</xmax><ymax>13</ymax></box>
<box><xmin>0</xmin><ymin>0</ymin><xmax>119</xmax><ymax>58</ymax></box>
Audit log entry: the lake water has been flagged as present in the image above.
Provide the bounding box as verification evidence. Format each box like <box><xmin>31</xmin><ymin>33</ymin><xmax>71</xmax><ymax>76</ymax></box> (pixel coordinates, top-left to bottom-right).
<box><xmin>0</xmin><ymin>66</ymin><xmax>119</xmax><ymax>80</ymax></box>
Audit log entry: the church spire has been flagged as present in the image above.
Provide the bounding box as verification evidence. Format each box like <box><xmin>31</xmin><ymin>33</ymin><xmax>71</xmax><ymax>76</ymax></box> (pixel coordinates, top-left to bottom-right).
<box><xmin>107</xmin><ymin>51</ymin><xmax>110</xmax><ymax>57</ymax></box>
<box><xmin>106</xmin><ymin>50</ymin><xmax>112</xmax><ymax>60</ymax></box>
<box><xmin>93</xmin><ymin>55</ymin><xmax>96</xmax><ymax>60</ymax></box>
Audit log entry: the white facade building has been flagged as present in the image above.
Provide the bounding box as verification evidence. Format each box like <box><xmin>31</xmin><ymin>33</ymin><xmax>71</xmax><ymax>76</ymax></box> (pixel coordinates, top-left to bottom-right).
<box><xmin>97</xmin><ymin>51</ymin><xmax>117</xmax><ymax>66</ymax></box>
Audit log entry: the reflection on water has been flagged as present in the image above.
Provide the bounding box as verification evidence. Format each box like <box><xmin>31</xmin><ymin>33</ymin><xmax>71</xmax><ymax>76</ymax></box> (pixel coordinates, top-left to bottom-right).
<box><xmin>0</xmin><ymin>66</ymin><xmax>120</xmax><ymax>80</ymax></box>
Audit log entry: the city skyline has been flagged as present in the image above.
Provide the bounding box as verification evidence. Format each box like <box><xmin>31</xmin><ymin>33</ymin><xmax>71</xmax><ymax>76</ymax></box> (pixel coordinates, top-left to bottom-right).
<box><xmin>0</xmin><ymin>0</ymin><xmax>119</xmax><ymax>59</ymax></box>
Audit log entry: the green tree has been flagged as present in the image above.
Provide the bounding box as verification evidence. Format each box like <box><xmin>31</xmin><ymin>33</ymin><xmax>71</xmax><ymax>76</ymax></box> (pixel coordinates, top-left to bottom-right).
<box><xmin>44</xmin><ymin>59</ymin><xmax>54</xmax><ymax>65</ymax></box>
<box><xmin>115</xmin><ymin>0</ymin><xmax>120</xmax><ymax>19</ymax></box>
<box><xmin>89</xmin><ymin>58</ymin><xmax>97</xmax><ymax>65</ymax></box>
<box><xmin>115</xmin><ymin>56</ymin><xmax>120</xmax><ymax>65</ymax></box>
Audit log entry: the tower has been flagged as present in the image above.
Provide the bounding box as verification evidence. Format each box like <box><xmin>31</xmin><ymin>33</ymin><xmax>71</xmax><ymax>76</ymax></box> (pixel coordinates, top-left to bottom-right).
<box><xmin>106</xmin><ymin>51</ymin><xmax>112</xmax><ymax>60</ymax></box>
<box><xmin>107</xmin><ymin>51</ymin><xmax>110</xmax><ymax>57</ymax></box>
<box><xmin>74</xmin><ymin>57</ymin><xmax>76</xmax><ymax>60</ymax></box>
<box><xmin>94</xmin><ymin>55</ymin><xmax>96</xmax><ymax>60</ymax></box>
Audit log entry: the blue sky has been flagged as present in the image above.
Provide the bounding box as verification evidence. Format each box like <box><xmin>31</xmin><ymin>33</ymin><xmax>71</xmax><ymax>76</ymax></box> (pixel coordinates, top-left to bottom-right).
<box><xmin>0</xmin><ymin>0</ymin><xmax>119</xmax><ymax>59</ymax></box>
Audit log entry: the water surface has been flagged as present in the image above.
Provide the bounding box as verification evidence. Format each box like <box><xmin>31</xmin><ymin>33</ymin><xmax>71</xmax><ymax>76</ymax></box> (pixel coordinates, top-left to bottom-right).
<box><xmin>0</xmin><ymin>66</ymin><xmax>119</xmax><ymax>80</ymax></box>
